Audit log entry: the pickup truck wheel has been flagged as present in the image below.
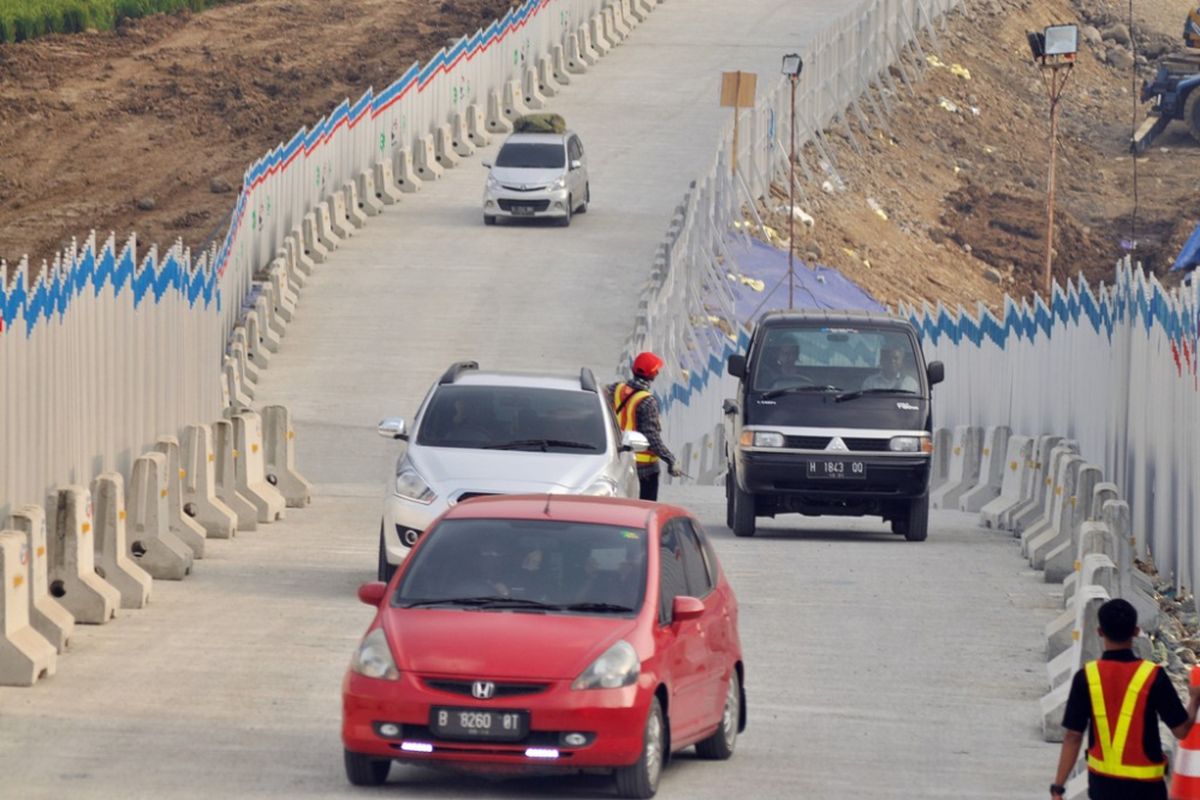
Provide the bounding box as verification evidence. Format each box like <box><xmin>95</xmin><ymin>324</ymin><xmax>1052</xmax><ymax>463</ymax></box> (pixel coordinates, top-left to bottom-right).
<box><xmin>725</xmin><ymin>470</ymin><xmax>735</xmax><ymax>529</ymax></box>
<box><xmin>904</xmin><ymin>494</ymin><xmax>929</xmax><ymax>542</ymax></box>
<box><xmin>1187</xmin><ymin>89</ymin><xmax>1200</xmax><ymax>144</ymax></box>
<box><xmin>731</xmin><ymin>477</ymin><xmax>756</xmax><ymax>538</ymax></box>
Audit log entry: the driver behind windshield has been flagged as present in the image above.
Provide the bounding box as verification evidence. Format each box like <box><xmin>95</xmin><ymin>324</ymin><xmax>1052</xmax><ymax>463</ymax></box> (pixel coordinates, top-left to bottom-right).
<box><xmin>762</xmin><ymin>339</ymin><xmax>807</xmax><ymax>389</ymax></box>
<box><xmin>862</xmin><ymin>346</ymin><xmax>918</xmax><ymax>392</ymax></box>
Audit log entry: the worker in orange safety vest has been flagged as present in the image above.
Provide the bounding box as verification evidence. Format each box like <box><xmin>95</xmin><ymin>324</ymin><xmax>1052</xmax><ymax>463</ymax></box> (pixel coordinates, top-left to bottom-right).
<box><xmin>1051</xmin><ymin>599</ymin><xmax>1200</xmax><ymax>800</ymax></box>
<box><xmin>606</xmin><ymin>352</ymin><xmax>680</xmax><ymax>501</ymax></box>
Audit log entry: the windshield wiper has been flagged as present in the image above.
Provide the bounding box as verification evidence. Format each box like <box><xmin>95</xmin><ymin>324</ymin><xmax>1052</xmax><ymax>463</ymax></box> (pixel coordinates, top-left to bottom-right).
<box><xmin>401</xmin><ymin>596</ymin><xmax>556</xmax><ymax>610</ymax></box>
<box><xmin>483</xmin><ymin>439</ymin><xmax>595</xmax><ymax>451</ymax></box>
<box><xmin>834</xmin><ymin>388</ymin><xmax>919</xmax><ymax>403</ymax></box>
<box><xmin>760</xmin><ymin>385</ymin><xmax>841</xmax><ymax>400</ymax></box>
<box><xmin>558</xmin><ymin>602</ymin><xmax>635</xmax><ymax>614</ymax></box>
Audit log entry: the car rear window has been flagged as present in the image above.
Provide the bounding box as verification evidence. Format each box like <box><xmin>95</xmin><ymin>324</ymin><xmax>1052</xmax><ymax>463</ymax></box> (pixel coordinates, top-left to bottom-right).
<box><xmin>495</xmin><ymin>142</ymin><xmax>565</xmax><ymax>169</ymax></box>
<box><xmin>394</xmin><ymin>518</ymin><xmax>647</xmax><ymax>614</ymax></box>
<box><xmin>416</xmin><ymin>385</ymin><xmax>607</xmax><ymax>453</ymax></box>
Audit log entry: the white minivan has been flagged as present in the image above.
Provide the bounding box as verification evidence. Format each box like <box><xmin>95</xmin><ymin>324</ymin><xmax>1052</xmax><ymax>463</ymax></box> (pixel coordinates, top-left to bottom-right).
<box><xmin>482</xmin><ymin>131</ymin><xmax>590</xmax><ymax>227</ymax></box>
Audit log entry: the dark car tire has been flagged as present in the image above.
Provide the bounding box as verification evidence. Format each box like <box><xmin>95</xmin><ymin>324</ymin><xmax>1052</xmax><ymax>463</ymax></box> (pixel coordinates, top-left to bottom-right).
<box><xmin>731</xmin><ymin>477</ymin><xmax>756</xmax><ymax>538</ymax></box>
<box><xmin>904</xmin><ymin>494</ymin><xmax>930</xmax><ymax>542</ymax></box>
<box><xmin>695</xmin><ymin>671</ymin><xmax>740</xmax><ymax>760</ymax></box>
<box><xmin>1186</xmin><ymin>88</ymin><xmax>1200</xmax><ymax>145</ymax></box>
<box><xmin>724</xmin><ymin>470</ymin><xmax>735</xmax><ymax>529</ymax></box>
<box><xmin>614</xmin><ymin>697</ymin><xmax>665</xmax><ymax>799</ymax></box>
<box><xmin>483</xmin><ymin>214</ymin><xmax>497</xmax><ymax>226</ymax></box>
<box><xmin>558</xmin><ymin>199</ymin><xmax>573</xmax><ymax>227</ymax></box>
<box><xmin>578</xmin><ymin>183</ymin><xmax>590</xmax><ymax>213</ymax></box>
<box><xmin>344</xmin><ymin>749</ymin><xmax>390</xmax><ymax>786</ymax></box>
<box><xmin>377</xmin><ymin>522</ymin><xmax>396</xmax><ymax>583</ymax></box>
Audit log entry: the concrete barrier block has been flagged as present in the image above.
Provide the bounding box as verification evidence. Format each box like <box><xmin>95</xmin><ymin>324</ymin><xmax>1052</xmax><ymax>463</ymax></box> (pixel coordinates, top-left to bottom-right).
<box><xmin>269</xmin><ymin>264</ymin><xmax>296</xmax><ymax>323</ymax></box>
<box><xmin>463</xmin><ymin>103</ymin><xmax>492</xmax><ymax>147</ymax></box>
<box><xmin>500</xmin><ymin>80</ymin><xmax>531</xmax><ymax>124</ymax></box>
<box><xmin>928</xmin><ymin>427</ymin><xmax>953</xmax><ymax>493</ymax></box>
<box><xmin>0</xmin><ymin>531</ymin><xmax>57</xmax><ymax>686</ymax></box>
<box><xmin>523</xmin><ymin>65</ymin><xmax>547</xmax><ymax>109</ymax></box>
<box><xmin>244</xmin><ymin>312</ymin><xmax>272</xmax><ymax>371</ymax></box>
<box><xmin>550</xmin><ymin>44</ymin><xmax>573</xmax><ymax>84</ymax></box>
<box><xmin>413</xmin><ymin>133</ymin><xmax>444</xmax><ymax>181</ymax></box>
<box><xmin>182</xmin><ymin>424</ymin><xmax>238</xmax><ymax>539</ymax></box>
<box><xmin>980</xmin><ymin>435</ymin><xmax>1033</xmax><ymax>528</ymax></box>
<box><xmin>589</xmin><ymin>14</ymin><xmax>614</xmax><ymax>54</ymax></box>
<box><xmin>9</xmin><ymin>506</ymin><xmax>74</xmax><ymax>652</ymax></box>
<box><xmin>371</xmin><ymin>159</ymin><xmax>404</xmax><ymax>205</ymax></box>
<box><xmin>1001</xmin><ymin>435</ymin><xmax>1064</xmax><ymax>531</ymax></box>
<box><xmin>1014</xmin><ymin>442</ymin><xmax>1075</xmax><ymax>537</ymax></box>
<box><xmin>628</xmin><ymin>0</ymin><xmax>651</xmax><ymax>22</ymax></box>
<box><xmin>223</xmin><ymin>358</ymin><xmax>252</xmax><ymax>413</ymax></box>
<box><xmin>342</xmin><ymin>181</ymin><xmax>369</xmax><ymax>228</ymax></box>
<box><xmin>565</xmin><ymin>32</ymin><xmax>592</xmax><ymax>72</ymax></box>
<box><xmin>1026</xmin><ymin>455</ymin><xmax>1084</xmax><ymax>567</ymax></box>
<box><xmin>1047</xmin><ymin>585</ymin><xmax>1108</xmax><ymax>690</ymax></box>
<box><xmin>1040</xmin><ymin>679</ymin><xmax>1070</xmax><ymax>742</ymax></box>
<box><xmin>262</xmin><ymin>405</ymin><xmax>312</xmax><ymax>508</ymax></box>
<box><xmin>486</xmin><ymin>88</ymin><xmax>514</xmax><ymax>134</ymax></box>
<box><xmin>230</xmin><ymin>329</ymin><xmax>260</xmax><ymax>384</ymax></box>
<box><xmin>128</xmin><ymin>453</ymin><xmax>194</xmax><ymax>580</ymax></box>
<box><xmin>301</xmin><ymin>212</ymin><xmax>330</xmax><ymax>264</ymax></box>
<box><xmin>214</xmin><ymin>419</ymin><xmax>259</xmax><ymax>531</ymax></box>
<box><xmin>233</xmin><ymin>412</ymin><xmax>287</xmax><ymax>524</ymax></box>
<box><xmin>930</xmin><ymin>426</ymin><xmax>983</xmax><ymax>510</ymax></box>
<box><xmin>578</xmin><ymin>24</ymin><xmax>602</xmax><ymax>63</ymax></box>
<box><xmin>327</xmin><ymin>190</ymin><xmax>355</xmax><ymax>239</ymax></box>
<box><xmin>393</xmin><ymin>148</ymin><xmax>424</xmax><ymax>193</ymax></box>
<box><xmin>254</xmin><ymin>294</ymin><xmax>283</xmax><ymax>349</ymax></box>
<box><xmin>276</xmin><ymin>244</ymin><xmax>306</xmax><ymax>291</ymax></box>
<box><xmin>154</xmin><ymin>436</ymin><xmax>209</xmax><ymax>558</ymax></box>
<box><xmin>432</xmin><ymin>124</ymin><xmax>462</xmax><ymax>169</ymax></box>
<box><xmin>355</xmin><ymin>169</ymin><xmax>385</xmax><ymax>217</ymax></box>
<box><xmin>959</xmin><ymin>426</ymin><xmax>1012</xmax><ymax>513</ymax></box>
<box><xmin>536</xmin><ymin>56</ymin><xmax>560</xmax><ymax>98</ymax></box>
<box><xmin>285</xmin><ymin>229</ymin><xmax>315</xmax><ymax>277</ymax></box>
<box><xmin>313</xmin><ymin>200</ymin><xmax>341</xmax><ymax>250</ymax></box>
<box><xmin>608</xmin><ymin>2</ymin><xmax>632</xmax><ymax>38</ymax></box>
<box><xmin>90</xmin><ymin>473</ymin><xmax>152</xmax><ymax>609</ymax></box>
<box><xmin>1042</xmin><ymin>465</ymin><xmax>1102</xmax><ymax>581</ymax></box>
<box><xmin>449</xmin><ymin>113</ymin><xmax>477</xmax><ymax>157</ymax></box>
<box><xmin>46</xmin><ymin>487</ymin><xmax>119</xmax><ymax>623</ymax></box>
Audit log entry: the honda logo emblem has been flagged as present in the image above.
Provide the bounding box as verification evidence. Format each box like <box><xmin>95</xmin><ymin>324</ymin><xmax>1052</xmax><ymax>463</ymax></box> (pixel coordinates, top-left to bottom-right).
<box><xmin>826</xmin><ymin>436</ymin><xmax>849</xmax><ymax>452</ymax></box>
<box><xmin>471</xmin><ymin>681</ymin><xmax>496</xmax><ymax>700</ymax></box>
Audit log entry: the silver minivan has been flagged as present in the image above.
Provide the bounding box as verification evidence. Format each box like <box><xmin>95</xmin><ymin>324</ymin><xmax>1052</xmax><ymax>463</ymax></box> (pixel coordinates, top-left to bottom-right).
<box><xmin>375</xmin><ymin>362</ymin><xmax>646</xmax><ymax>581</ymax></box>
<box><xmin>481</xmin><ymin>131</ymin><xmax>590</xmax><ymax>226</ymax></box>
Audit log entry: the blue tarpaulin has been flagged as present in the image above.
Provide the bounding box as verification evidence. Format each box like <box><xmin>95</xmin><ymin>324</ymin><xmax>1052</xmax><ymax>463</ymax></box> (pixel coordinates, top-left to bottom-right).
<box><xmin>1171</xmin><ymin>222</ymin><xmax>1200</xmax><ymax>272</ymax></box>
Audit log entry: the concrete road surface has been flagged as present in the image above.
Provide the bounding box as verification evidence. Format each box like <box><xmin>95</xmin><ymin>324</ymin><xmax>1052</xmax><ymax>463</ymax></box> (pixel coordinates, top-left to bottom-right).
<box><xmin>0</xmin><ymin>1</ymin><xmax>1064</xmax><ymax>797</ymax></box>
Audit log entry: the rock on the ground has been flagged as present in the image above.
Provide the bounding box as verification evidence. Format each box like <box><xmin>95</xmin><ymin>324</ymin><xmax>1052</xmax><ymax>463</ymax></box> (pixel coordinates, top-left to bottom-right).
<box><xmin>1107</xmin><ymin>46</ymin><xmax>1134</xmax><ymax>71</ymax></box>
<box><xmin>136</xmin><ymin>197</ymin><xmax>156</xmax><ymax>211</ymax></box>
<box><xmin>1102</xmin><ymin>22</ymin><xmax>1131</xmax><ymax>47</ymax></box>
<box><xmin>209</xmin><ymin>177</ymin><xmax>233</xmax><ymax>194</ymax></box>
<box><xmin>983</xmin><ymin>266</ymin><xmax>1004</xmax><ymax>284</ymax></box>
<box><xmin>1081</xmin><ymin>25</ymin><xmax>1103</xmax><ymax>47</ymax></box>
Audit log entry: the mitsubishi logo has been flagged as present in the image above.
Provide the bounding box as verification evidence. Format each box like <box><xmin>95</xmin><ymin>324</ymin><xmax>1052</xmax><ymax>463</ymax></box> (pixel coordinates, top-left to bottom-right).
<box><xmin>826</xmin><ymin>436</ymin><xmax>849</xmax><ymax>452</ymax></box>
<box><xmin>471</xmin><ymin>681</ymin><xmax>496</xmax><ymax>700</ymax></box>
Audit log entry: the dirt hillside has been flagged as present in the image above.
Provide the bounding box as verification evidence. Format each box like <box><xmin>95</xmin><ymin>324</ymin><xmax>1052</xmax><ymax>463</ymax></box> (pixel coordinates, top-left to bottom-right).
<box><xmin>755</xmin><ymin>0</ymin><xmax>1200</xmax><ymax>309</ymax></box>
<box><xmin>0</xmin><ymin>0</ymin><xmax>516</xmax><ymax>274</ymax></box>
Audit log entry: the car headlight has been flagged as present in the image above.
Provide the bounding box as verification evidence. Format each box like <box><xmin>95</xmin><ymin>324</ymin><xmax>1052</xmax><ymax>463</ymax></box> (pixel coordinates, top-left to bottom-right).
<box><xmin>350</xmin><ymin>628</ymin><xmax>400</xmax><ymax>681</ymax></box>
<box><xmin>889</xmin><ymin>435</ymin><xmax>931</xmax><ymax>453</ymax></box>
<box><xmin>552</xmin><ymin>177</ymin><xmax>566</xmax><ymax>190</ymax></box>
<box><xmin>739</xmin><ymin>430</ymin><xmax>785</xmax><ymax>448</ymax></box>
<box><xmin>572</xmin><ymin>640</ymin><xmax>639</xmax><ymax>690</ymax></box>
<box><xmin>582</xmin><ymin>477</ymin><xmax>620</xmax><ymax>497</ymax></box>
<box><xmin>394</xmin><ymin>466</ymin><xmax>436</xmax><ymax>504</ymax></box>
<box><xmin>486</xmin><ymin>174</ymin><xmax>500</xmax><ymax>189</ymax></box>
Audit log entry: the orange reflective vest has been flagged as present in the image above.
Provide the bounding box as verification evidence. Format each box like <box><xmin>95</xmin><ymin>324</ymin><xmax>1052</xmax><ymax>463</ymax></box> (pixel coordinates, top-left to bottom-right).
<box><xmin>1085</xmin><ymin>659</ymin><xmax>1167</xmax><ymax>781</ymax></box>
<box><xmin>612</xmin><ymin>383</ymin><xmax>658</xmax><ymax>465</ymax></box>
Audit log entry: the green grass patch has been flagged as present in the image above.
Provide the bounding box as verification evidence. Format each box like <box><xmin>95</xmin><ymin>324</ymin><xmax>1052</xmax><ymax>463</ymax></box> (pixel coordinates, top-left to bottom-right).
<box><xmin>0</xmin><ymin>0</ymin><xmax>233</xmax><ymax>43</ymax></box>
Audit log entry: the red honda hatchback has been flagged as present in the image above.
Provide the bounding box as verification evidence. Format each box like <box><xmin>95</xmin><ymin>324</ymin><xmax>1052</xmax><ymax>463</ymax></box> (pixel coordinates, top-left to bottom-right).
<box><xmin>342</xmin><ymin>494</ymin><xmax>745</xmax><ymax>798</ymax></box>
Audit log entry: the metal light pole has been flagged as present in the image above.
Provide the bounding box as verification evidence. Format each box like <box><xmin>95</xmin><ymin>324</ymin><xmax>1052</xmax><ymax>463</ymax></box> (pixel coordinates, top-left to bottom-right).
<box><xmin>1029</xmin><ymin>25</ymin><xmax>1078</xmax><ymax>297</ymax></box>
<box><xmin>782</xmin><ymin>53</ymin><xmax>803</xmax><ymax>310</ymax></box>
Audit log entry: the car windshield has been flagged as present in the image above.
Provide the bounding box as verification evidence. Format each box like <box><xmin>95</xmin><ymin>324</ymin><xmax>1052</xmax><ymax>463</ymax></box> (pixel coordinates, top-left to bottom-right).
<box><xmin>416</xmin><ymin>385</ymin><xmax>607</xmax><ymax>453</ymax></box>
<box><xmin>394</xmin><ymin>519</ymin><xmax>647</xmax><ymax>614</ymax></box>
<box><xmin>751</xmin><ymin>326</ymin><xmax>924</xmax><ymax>395</ymax></box>
<box><xmin>495</xmin><ymin>142</ymin><xmax>565</xmax><ymax>169</ymax></box>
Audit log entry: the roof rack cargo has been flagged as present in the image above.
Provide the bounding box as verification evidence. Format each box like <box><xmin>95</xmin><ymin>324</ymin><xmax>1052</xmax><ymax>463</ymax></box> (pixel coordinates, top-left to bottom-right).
<box><xmin>438</xmin><ymin>361</ymin><xmax>479</xmax><ymax>385</ymax></box>
<box><xmin>580</xmin><ymin>367</ymin><xmax>598</xmax><ymax>393</ymax></box>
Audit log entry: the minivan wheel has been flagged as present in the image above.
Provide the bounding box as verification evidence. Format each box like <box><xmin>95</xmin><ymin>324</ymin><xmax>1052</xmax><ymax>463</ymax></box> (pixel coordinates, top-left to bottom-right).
<box><xmin>731</xmin><ymin>477</ymin><xmax>756</xmax><ymax>538</ymax></box>
<box><xmin>695</xmin><ymin>671</ymin><xmax>739</xmax><ymax>760</ymax></box>
<box><xmin>578</xmin><ymin>183</ymin><xmax>590</xmax><ymax>213</ymax></box>
<box><xmin>558</xmin><ymin>198</ymin><xmax>573</xmax><ymax>227</ymax></box>
<box><xmin>377</xmin><ymin>522</ymin><xmax>396</xmax><ymax>583</ymax></box>
<box><xmin>343</xmin><ymin>749</ymin><xmax>391</xmax><ymax>786</ymax></box>
<box><xmin>483</xmin><ymin>214</ymin><xmax>497</xmax><ymax>226</ymax></box>
<box><xmin>614</xmin><ymin>698</ymin><xmax>665</xmax><ymax>799</ymax></box>
<box><xmin>904</xmin><ymin>494</ymin><xmax>930</xmax><ymax>542</ymax></box>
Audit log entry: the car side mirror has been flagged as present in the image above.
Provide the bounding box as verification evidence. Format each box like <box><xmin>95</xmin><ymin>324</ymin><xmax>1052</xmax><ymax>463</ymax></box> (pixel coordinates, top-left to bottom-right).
<box><xmin>621</xmin><ymin>431</ymin><xmax>650</xmax><ymax>452</ymax></box>
<box><xmin>727</xmin><ymin>355</ymin><xmax>746</xmax><ymax>378</ymax></box>
<box><xmin>481</xmin><ymin>161</ymin><xmax>492</xmax><ymax>169</ymax></box>
<box><xmin>358</xmin><ymin>582</ymin><xmax>388</xmax><ymax>606</ymax></box>
<box><xmin>570</xmin><ymin>159</ymin><xmax>582</xmax><ymax>171</ymax></box>
<box><xmin>722</xmin><ymin>399</ymin><xmax>739</xmax><ymax>416</ymax></box>
<box><xmin>926</xmin><ymin>361</ymin><xmax>945</xmax><ymax>386</ymax></box>
<box><xmin>672</xmin><ymin>595</ymin><xmax>705</xmax><ymax>623</ymax></box>
<box><xmin>378</xmin><ymin>417</ymin><xmax>407</xmax><ymax>440</ymax></box>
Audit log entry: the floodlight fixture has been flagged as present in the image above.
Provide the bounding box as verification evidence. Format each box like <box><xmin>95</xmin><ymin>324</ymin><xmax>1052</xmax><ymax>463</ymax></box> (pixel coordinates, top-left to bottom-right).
<box><xmin>781</xmin><ymin>53</ymin><xmax>803</xmax><ymax>77</ymax></box>
<box><xmin>1043</xmin><ymin>24</ymin><xmax>1079</xmax><ymax>58</ymax></box>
